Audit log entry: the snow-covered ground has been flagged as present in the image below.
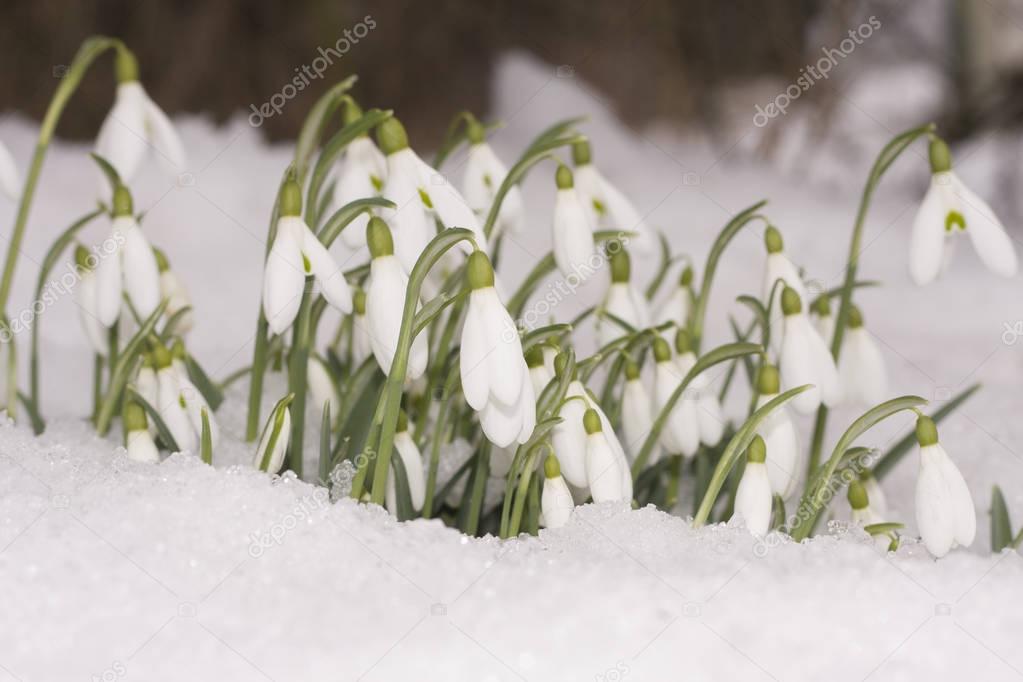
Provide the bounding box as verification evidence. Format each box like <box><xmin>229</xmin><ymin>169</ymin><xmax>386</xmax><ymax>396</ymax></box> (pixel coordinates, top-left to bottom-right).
<box><xmin>2</xmin><ymin>53</ymin><xmax>1023</xmax><ymax>681</ymax></box>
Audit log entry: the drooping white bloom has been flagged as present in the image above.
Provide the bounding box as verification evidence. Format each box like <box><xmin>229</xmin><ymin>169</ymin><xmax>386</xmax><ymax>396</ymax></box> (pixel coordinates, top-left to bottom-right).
<box><xmin>254</xmin><ymin>396</ymin><xmax>292</xmax><ymax>475</ymax></box>
<box><xmin>385</xmin><ymin>415</ymin><xmax>426</xmax><ymax>515</ymax></box>
<box><xmin>779</xmin><ymin>287</ymin><xmax>841</xmax><ymax>414</ymax></box>
<box><xmin>732</xmin><ymin>435</ymin><xmax>772</xmax><ymax>536</ymax></box>
<box><xmin>73</xmin><ymin>246</ymin><xmax>108</xmax><ymax>356</ymax></box>
<box><xmin>333</xmin><ymin>102</ymin><xmax>387</xmax><ymax>250</ymax></box>
<box><xmin>597</xmin><ymin>247</ymin><xmax>649</xmax><ymax>347</ymax></box>
<box><xmin>910</xmin><ymin>139</ymin><xmax>1017</xmax><ymax>285</ymax></box>
<box><xmin>848</xmin><ymin>480</ymin><xmax>892</xmax><ymax>551</ymax></box>
<box><xmin>94</xmin><ymin>187</ymin><xmax>160</xmax><ymax>327</ymax></box>
<box><xmin>462</xmin><ymin>122</ymin><xmax>524</xmax><ymax>242</ymax></box>
<box><xmin>262</xmin><ymin>180</ymin><xmax>352</xmax><ymax>335</ymax></box>
<box><xmin>365</xmin><ymin>217</ymin><xmax>428</xmax><ymax>380</ymax></box>
<box><xmin>762</xmin><ymin>226</ymin><xmax>808</xmax><ymax>353</ymax></box>
<box><xmin>552</xmin><ymin>164</ymin><xmax>596</xmax><ymax>276</ymax></box>
<box><xmin>838</xmin><ymin>306</ymin><xmax>887</xmax><ymax>407</ymax></box>
<box><xmin>583</xmin><ymin>409</ymin><xmax>629</xmax><ymax>503</ymax></box>
<box><xmin>809</xmin><ymin>296</ymin><xmax>835</xmax><ymax>349</ymax></box>
<box><xmin>754</xmin><ymin>365</ymin><xmax>801</xmax><ymax>499</ymax></box>
<box><xmin>350</xmin><ymin>289</ymin><xmax>373</xmax><ymax>367</ymax></box>
<box><xmin>572</xmin><ymin>140</ymin><xmax>654</xmax><ymax>255</ymax></box>
<box><xmin>654</xmin><ymin>266</ymin><xmax>694</xmax><ymax>330</ymax></box>
<box><xmin>460</xmin><ymin>252</ymin><xmax>535</xmax><ymax>448</ymax></box>
<box><xmin>541</xmin><ymin>454</ymin><xmax>575</xmax><ymax>529</ymax></box>
<box><xmin>155</xmin><ymin>356</ymin><xmax>196</xmax><ymax>453</ymax></box>
<box><xmin>621</xmin><ymin>361</ymin><xmax>659</xmax><ymax>465</ymax></box>
<box><xmin>914</xmin><ymin>416</ymin><xmax>975</xmax><ymax>558</ymax></box>
<box><xmin>862</xmin><ymin>474</ymin><xmax>889</xmax><ymax>516</ymax></box>
<box><xmin>169</xmin><ymin>342</ymin><xmax>219</xmax><ymax>450</ymax></box>
<box><xmin>525</xmin><ymin>346</ymin><xmax>555</xmax><ymax>397</ymax></box>
<box><xmin>376</xmin><ymin>117</ymin><xmax>485</xmax><ymax>273</ymax></box>
<box><xmin>134</xmin><ymin>363</ymin><xmax>158</xmax><ymax>435</ymax></box>
<box><xmin>153</xmin><ymin>248</ymin><xmax>193</xmax><ymax>334</ymax></box>
<box><xmin>307</xmin><ymin>355</ymin><xmax>339</xmax><ymax>417</ymax></box>
<box><xmin>123</xmin><ymin>400</ymin><xmax>160</xmax><ymax>464</ymax></box>
<box><xmin>0</xmin><ymin>140</ymin><xmax>20</xmax><ymax>199</ymax></box>
<box><xmin>674</xmin><ymin>331</ymin><xmax>725</xmax><ymax>448</ymax></box>
<box><xmin>652</xmin><ymin>338</ymin><xmax>699</xmax><ymax>458</ymax></box>
<box><xmin>94</xmin><ymin>53</ymin><xmax>185</xmax><ymax>188</ymax></box>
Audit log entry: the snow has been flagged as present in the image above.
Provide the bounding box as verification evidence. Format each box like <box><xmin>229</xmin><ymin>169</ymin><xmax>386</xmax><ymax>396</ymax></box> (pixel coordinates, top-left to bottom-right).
<box><xmin>1</xmin><ymin>52</ymin><xmax>1023</xmax><ymax>680</ymax></box>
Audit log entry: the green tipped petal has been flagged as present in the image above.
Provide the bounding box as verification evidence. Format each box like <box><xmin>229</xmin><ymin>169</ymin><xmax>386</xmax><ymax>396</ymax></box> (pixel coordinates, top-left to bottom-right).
<box><xmin>122</xmin><ymin>399</ymin><xmax>148</xmax><ymax>433</ymax></box>
<box><xmin>112</xmin><ymin>184</ymin><xmax>133</xmax><ymax>217</ymax></box>
<box><xmin>279</xmin><ymin>178</ymin><xmax>303</xmax><ymax>217</ymax></box>
<box><xmin>75</xmin><ymin>244</ymin><xmax>94</xmax><ymax>271</ymax></box>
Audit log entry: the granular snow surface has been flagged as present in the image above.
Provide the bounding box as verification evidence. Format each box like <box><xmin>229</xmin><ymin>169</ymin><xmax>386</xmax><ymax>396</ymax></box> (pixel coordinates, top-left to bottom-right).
<box><xmin>2</xmin><ymin>54</ymin><xmax>1023</xmax><ymax>681</ymax></box>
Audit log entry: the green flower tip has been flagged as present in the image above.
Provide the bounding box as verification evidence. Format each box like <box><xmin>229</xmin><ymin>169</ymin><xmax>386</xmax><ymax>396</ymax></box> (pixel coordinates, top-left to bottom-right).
<box><xmin>555</xmin><ymin>164</ymin><xmax>574</xmax><ymax>190</ymax></box>
<box><xmin>848</xmin><ymin>305</ymin><xmax>863</xmax><ymax>329</ymax></box>
<box><xmin>674</xmin><ymin>328</ymin><xmax>691</xmax><ymax>355</ymax></box>
<box><xmin>915</xmin><ymin>415</ymin><xmax>939</xmax><ymax>447</ymax></box>
<box><xmin>554</xmin><ymin>351</ymin><xmax>570</xmax><ymax>377</ymax></box>
<box><xmin>466</xmin><ymin>116</ymin><xmax>486</xmax><ymax>145</ymax></box>
<box><xmin>572</xmin><ymin>139</ymin><xmax>592</xmax><ymax>166</ymax></box>
<box><xmin>112</xmin><ymin>184</ymin><xmax>133</xmax><ymax>217</ymax></box>
<box><xmin>279</xmin><ymin>178</ymin><xmax>303</xmax><ymax>217</ymax></box>
<box><xmin>756</xmin><ymin>363</ymin><xmax>780</xmax><ymax>395</ymax></box>
<box><xmin>847</xmin><ymin>479</ymin><xmax>869</xmax><ymax>510</ymax></box>
<box><xmin>811</xmin><ymin>295</ymin><xmax>831</xmax><ymax>317</ymax></box>
<box><xmin>342</xmin><ymin>97</ymin><xmax>364</xmax><ymax>126</ymax></box>
<box><xmin>123</xmin><ymin>400</ymin><xmax>148</xmax><ymax>433</ymax></box>
<box><xmin>396</xmin><ymin>410</ymin><xmax>409</xmax><ymax>433</ymax></box>
<box><xmin>609</xmin><ymin>247</ymin><xmax>630</xmax><ymax>283</ymax></box>
<box><xmin>780</xmin><ymin>286</ymin><xmax>802</xmax><ymax>316</ymax></box>
<box><xmin>74</xmin><ymin>244</ymin><xmax>93</xmax><ymax>271</ymax></box>
<box><xmin>524</xmin><ymin>345</ymin><xmax>545</xmax><ymax>368</ymax></box>
<box><xmin>150</xmin><ymin>341</ymin><xmax>172</xmax><ymax>369</ymax></box>
<box><xmin>353</xmin><ymin>288</ymin><xmax>367</xmax><ymax>315</ymax></box>
<box><xmin>746</xmin><ymin>435</ymin><xmax>767</xmax><ymax>464</ymax></box>
<box><xmin>652</xmin><ymin>337</ymin><xmax>672</xmax><ymax>363</ymax></box>
<box><xmin>928</xmin><ymin>137</ymin><xmax>952</xmax><ymax>174</ymax></box>
<box><xmin>115</xmin><ymin>47</ymin><xmax>139</xmax><ymax>84</ymax></box>
<box><xmin>366</xmin><ymin>216</ymin><xmax>394</xmax><ymax>258</ymax></box>
<box><xmin>624</xmin><ymin>359</ymin><xmax>640</xmax><ymax>381</ymax></box>
<box><xmin>764</xmin><ymin>226</ymin><xmax>784</xmax><ymax>254</ymax></box>
<box><xmin>153</xmin><ymin>247</ymin><xmax>170</xmax><ymax>273</ymax></box>
<box><xmin>544</xmin><ymin>453</ymin><xmax>561</xmax><ymax>479</ymax></box>
<box><xmin>583</xmin><ymin>408</ymin><xmax>602</xmax><ymax>435</ymax></box>
<box><xmin>376</xmin><ymin>117</ymin><xmax>409</xmax><ymax>155</ymax></box>
<box><xmin>679</xmin><ymin>266</ymin><xmax>694</xmax><ymax>287</ymax></box>
<box><xmin>466</xmin><ymin>250</ymin><xmax>495</xmax><ymax>290</ymax></box>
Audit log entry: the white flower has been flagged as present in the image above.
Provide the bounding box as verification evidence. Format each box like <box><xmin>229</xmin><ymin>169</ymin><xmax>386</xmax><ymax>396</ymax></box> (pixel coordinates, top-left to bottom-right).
<box><xmin>597</xmin><ymin>247</ymin><xmax>649</xmax><ymax>347</ymax></box>
<box><xmin>762</xmin><ymin>226</ymin><xmax>808</xmax><ymax>353</ymax></box>
<box><xmin>155</xmin><ymin>360</ymin><xmax>196</xmax><ymax>453</ymax></box>
<box><xmin>154</xmin><ymin>248</ymin><xmax>193</xmax><ymax>333</ymax></box>
<box><xmin>365</xmin><ymin>218</ymin><xmax>428</xmax><ymax>380</ymax></box>
<box><xmin>809</xmin><ymin>296</ymin><xmax>835</xmax><ymax>349</ymax></box>
<box><xmin>552</xmin><ymin>165</ymin><xmax>596</xmax><ymax>276</ymax></box>
<box><xmin>462</xmin><ymin>126</ymin><xmax>523</xmax><ymax>242</ymax></box>
<box><xmin>838</xmin><ymin>306</ymin><xmax>887</xmax><ymax>407</ymax></box>
<box><xmin>94</xmin><ymin>188</ymin><xmax>160</xmax><ymax>327</ymax></box>
<box><xmin>460</xmin><ymin>252</ymin><xmax>535</xmax><ymax>448</ymax></box>
<box><xmin>385</xmin><ymin>415</ymin><xmax>426</xmax><ymax>515</ymax></box>
<box><xmin>910</xmin><ymin>139</ymin><xmax>1017</xmax><ymax>285</ymax></box>
<box><xmin>754</xmin><ymin>365</ymin><xmax>801</xmax><ymax>499</ymax></box>
<box><xmin>541</xmin><ymin>454</ymin><xmax>575</xmax><ymax>529</ymax></box>
<box><xmin>654</xmin><ymin>266</ymin><xmax>694</xmax><ymax>330</ymax></box>
<box><xmin>525</xmin><ymin>346</ymin><xmax>555</xmax><ymax>397</ymax></box>
<box><xmin>914</xmin><ymin>416</ymin><xmax>975</xmax><ymax>558</ymax></box>
<box><xmin>674</xmin><ymin>334</ymin><xmax>725</xmax><ymax>448</ymax></box>
<box><xmin>848</xmin><ymin>480</ymin><xmax>892</xmax><ymax>551</ymax></box>
<box><xmin>262</xmin><ymin>180</ymin><xmax>352</xmax><ymax>335</ymax></box>
<box><xmin>621</xmin><ymin>362</ymin><xmax>659</xmax><ymax>465</ymax></box>
<box><xmin>123</xmin><ymin>399</ymin><xmax>159</xmax><ymax>463</ymax></box>
<box><xmin>862</xmin><ymin>474</ymin><xmax>889</xmax><ymax>516</ymax></box>
<box><xmin>308</xmin><ymin>355</ymin><xmax>339</xmax><ymax>417</ymax></box>
<box><xmin>350</xmin><ymin>289</ymin><xmax>373</xmax><ymax>367</ymax></box>
<box><xmin>94</xmin><ymin>55</ymin><xmax>185</xmax><ymax>188</ymax></box>
<box><xmin>652</xmin><ymin>339</ymin><xmax>699</xmax><ymax>458</ymax></box>
<box><xmin>254</xmin><ymin>396</ymin><xmax>292</xmax><ymax>475</ymax></box>
<box><xmin>779</xmin><ymin>287</ymin><xmax>841</xmax><ymax>414</ymax></box>
<box><xmin>169</xmin><ymin>345</ymin><xmax>220</xmax><ymax>450</ymax></box>
<box><xmin>583</xmin><ymin>409</ymin><xmax>630</xmax><ymax>503</ymax></box>
<box><xmin>572</xmin><ymin>141</ymin><xmax>654</xmax><ymax>254</ymax></box>
<box><xmin>0</xmin><ymin>140</ymin><xmax>20</xmax><ymax>199</ymax></box>
<box><xmin>377</xmin><ymin>117</ymin><xmax>485</xmax><ymax>273</ymax></box>
<box><xmin>732</xmin><ymin>436</ymin><xmax>772</xmax><ymax>536</ymax></box>
<box><xmin>74</xmin><ymin>248</ymin><xmax>108</xmax><ymax>356</ymax></box>
<box><xmin>334</xmin><ymin>107</ymin><xmax>386</xmax><ymax>250</ymax></box>
<box><xmin>134</xmin><ymin>364</ymin><xmax>158</xmax><ymax>435</ymax></box>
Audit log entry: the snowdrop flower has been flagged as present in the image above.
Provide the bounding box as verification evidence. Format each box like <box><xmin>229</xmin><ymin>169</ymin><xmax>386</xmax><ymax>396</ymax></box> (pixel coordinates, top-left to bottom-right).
<box><xmin>809</xmin><ymin>295</ymin><xmax>835</xmax><ymax>348</ymax></box>
<box><xmin>779</xmin><ymin>286</ymin><xmax>841</xmax><ymax>414</ymax></box>
<box><xmin>122</xmin><ymin>399</ymin><xmax>159</xmax><ymax>463</ymax></box>
<box><xmin>754</xmin><ymin>364</ymin><xmax>801</xmax><ymax>499</ymax></box>
<box><xmin>95</xmin><ymin>185</ymin><xmax>161</xmax><ymax>327</ymax></box>
<box><xmin>763</xmin><ymin>226</ymin><xmax>808</xmax><ymax>353</ymax></box>
<box><xmin>525</xmin><ymin>346</ymin><xmax>554</xmax><ymax>396</ymax></box>
<box><xmin>838</xmin><ymin>306</ymin><xmax>887</xmax><ymax>406</ymax></box>
<box><xmin>732</xmin><ymin>435</ymin><xmax>772</xmax><ymax>536</ymax></box>
<box><xmin>674</xmin><ymin>330</ymin><xmax>725</xmax><ymax>448</ymax></box>
<box><xmin>654</xmin><ymin>266</ymin><xmax>694</xmax><ymax>330</ymax></box>
<box><xmin>862</xmin><ymin>474</ymin><xmax>889</xmax><ymax>516</ymax></box>
<box><xmin>461</xmin><ymin>117</ymin><xmax>523</xmax><ymax>243</ymax></box>
<box><xmin>307</xmin><ymin>355</ymin><xmax>339</xmax><ymax>417</ymax></box>
<box><xmin>263</xmin><ymin>178</ymin><xmax>352</xmax><ymax>335</ymax></box>
<box><xmin>134</xmin><ymin>358</ymin><xmax>158</xmax><ymax>434</ymax></box>
<box><xmin>597</xmin><ymin>246</ymin><xmax>649</xmax><ymax>347</ymax></box>
<box><xmin>914</xmin><ymin>415</ymin><xmax>975</xmax><ymax>558</ymax></box>
<box><xmin>151</xmin><ymin>342</ymin><xmax>197</xmax><ymax>453</ymax></box>
<box><xmin>910</xmin><ymin>138</ymin><xmax>1017</xmax><ymax>285</ymax></box>
<box><xmin>365</xmin><ymin>217</ymin><xmax>428</xmax><ymax>380</ymax></box>
<box><xmin>334</xmin><ymin>99</ymin><xmax>386</xmax><ymax>250</ymax></box>
<box><xmin>0</xmin><ymin>140</ymin><xmax>20</xmax><ymax>199</ymax></box>
<box><xmin>652</xmin><ymin>338</ymin><xmax>698</xmax><ymax>458</ymax></box>
<box><xmin>168</xmin><ymin>340</ymin><xmax>220</xmax><ymax>451</ymax></box>
<box><xmin>385</xmin><ymin>412</ymin><xmax>426</xmax><ymax>516</ymax></box>
<box><xmin>73</xmin><ymin>245</ymin><xmax>108</xmax><ymax>356</ymax></box>
<box><xmin>376</xmin><ymin>116</ymin><xmax>485</xmax><ymax>273</ymax></box>
<box><xmin>541</xmin><ymin>453</ymin><xmax>575</xmax><ymax>529</ymax></box>
<box><xmin>552</xmin><ymin>164</ymin><xmax>596</xmax><ymax>276</ymax></box>
<box><xmin>94</xmin><ymin>49</ymin><xmax>184</xmax><ymax>187</ymax></box>
<box><xmin>254</xmin><ymin>395</ymin><xmax>293</xmax><ymax>475</ymax></box>
<box><xmin>460</xmin><ymin>251</ymin><xmax>536</xmax><ymax>448</ymax></box>
<box><xmin>153</xmin><ymin>248</ymin><xmax>193</xmax><ymax>334</ymax></box>
<box><xmin>349</xmin><ymin>288</ymin><xmax>373</xmax><ymax>367</ymax></box>
<box><xmin>847</xmin><ymin>480</ymin><xmax>892</xmax><ymax>551</ymax></box>
<box><xmin>621</xmin><ymin>360</ymin><xmax>659</xmax><ymax>465</ymax></box>
<box><xmin>572</xmin><ymin>140</ymin><xmax>654</xmax><ymax>255</ymax></box>
<box><xmin>583</xmin><ymin>409</ymin><xmax>630</xmax><ymax>503</ymax></box>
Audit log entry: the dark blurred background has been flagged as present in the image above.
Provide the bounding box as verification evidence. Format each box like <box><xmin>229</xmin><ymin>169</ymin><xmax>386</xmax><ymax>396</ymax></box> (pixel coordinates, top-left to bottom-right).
<box><xmin>1</xmin><ymin>0</ymin><xmax>1022</xmax><ymax>145</ymax></box>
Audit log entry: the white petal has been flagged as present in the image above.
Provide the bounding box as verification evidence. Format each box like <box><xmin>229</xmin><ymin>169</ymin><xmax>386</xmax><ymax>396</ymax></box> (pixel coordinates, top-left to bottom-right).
<box><xmin>529</xmin><ymin>364</ymin><xmax>554</xmax><ymax>397</ymax></box>
<box><xmin>595</xmin><ymin>169</ymin><xmax>654</xmax><ymax>254</ymax></box>
<box><xmin>933</xmin><ymin>443</ymin><xmax>976</xmax><ymax>548</ymax></box>
<box><xmin>696</xmin><ymin>390</ymin><xmax>726</xmax><ymax>447</ymax></box>
<box><xmin>156</xmin><ymin>369</ymin><xmax>197</xmax><ymax>453</ymax></box>
<box><xmin>262</xmin><ymin>219</ymin><xmax>305</xmax><ymax>335</ymax></box>
<box><xmin>459</xmin><ymin>296</ymin><xmax>491</xmax><ymax>410</ymax></box>
<box><xmin>254</xmin><ymin>407</ymin><xmax>291</xmax><ymax>475</ymax></box>
<box><xmin>178</xmin><ymin>374</ymin><xmax>219</xmax><ymax>449</ymax></box>
<box><xmin>781</xmin><ymin>314</ymin><xmax>823</xmax><ymax>414</ymax></box>
<box><xmin>586</xmin><ymin>433</ymin><xmax>626</xmax><ymax>502</ymax></box>
<box><xmin>839</xmin><ymin>327</ymin><xmax>887</xmax><ymax>406</ymax></box>
<box><xmin>755</xmin><ymin>394</ymin><xmax>800</xmax><ymax>498</ymax></box>
<box><xmin>909</xmin><ymin>178</ymin><xmax>948</xmax><ymax>285</ymax></box>
<box><xmin>553</xmin><ymin>189</ymin><xmax>595</xmax><ymax>275</ymax></box>
<box><xmin>622</xmin><ymin>379</ymin><xmax>656</xmax><ymax>463</ymax></box>
<box><xmin>300</xmin><ymin>222</ymin><xmax>352</xmax><ymax>313</ymax></box>
<box><xmin>764</xmin><ymin>252</ymin><xmax>807</xmax><ymax>353</ymax></box>
<box><xmin>141</xmin><ymin>88</ymin><xmax>186</xmax><ymax>174</ymax></box>
<box><xmin>122</xmin><ymin>222</ymin><xmax>161</xmax><ymax>320</ymax></box>
<box><xmin>307</xmin><ymin>357</ymin><xmax>338</xmax><ymax>416</ymax></box>
<box><xmin>352</xmin><ymin>313</ymin><xmax>373</xmax><ymax>366</ymax></box>
<box><xmin>655</xmin><ymin>284</ymin><xmax>691</xmax><ymax>328</ymax></box>
<box><xmin>956</xmin><ymin>176</ymin><xmax>1019</xmax><ymax>278</ymax></box>
<box><xmin>395</xmin><ymin>432</ymin><xmax>426</xmax><ymax>511</ymax></box>
<box><xmin>551</xmin><ymin>382</ymin><xmax>589</xmax><ymax>488</ymax></box>
<box><xmin>541</xmin><ymin>474</ymin><xmax>575</xmax><ymax>529</ymax></box>
<box><xmin>94</xmin><ymin>83</ymin><xmax>149</xmax><ymax>185</ymax></box>
<box><xmin>479</xmin><ymin>393</ymin><xmax>522</xmax><ymax>448</ymax></box>
<box><xmin>413</xmin><ymin>151</ymin><xmax>485</xmax><ymax>250</ymax></box>
<box><xmin>382</xmin><ymin>150</ymin><xmax>433</xmax><ymax>273</ymax></box>
<box><xmin>0</xmin><ymin>140</ymin><xmax>20</xmax><ymax>199</ymax></box>
<box><xmin>76</xmin><ymin>271</ymin><xmax>109</xmax><ymax>355</ymax></box>
<box><xmin>126</xmin><ymin>429</ymin><xmax>161</xmax><ymax>463</ymax></box>
<box><xmin>915</xmin><ymin>445</ymin><xmax>956</xmax><ymax>557</ymax></box>
<box><xmin>732</xmin><ymin>462</ymin><xmax>772</xmax><ymax>536</ymax></box>
<box><xmin>806</xmin><ymin>321</ymin><xmax>841</xmax><ymax>408</ymax></box>
<box><xmin>480</xmin><ymin>288</ymin><xmax>526</xmax><ymax>407</ymax></box>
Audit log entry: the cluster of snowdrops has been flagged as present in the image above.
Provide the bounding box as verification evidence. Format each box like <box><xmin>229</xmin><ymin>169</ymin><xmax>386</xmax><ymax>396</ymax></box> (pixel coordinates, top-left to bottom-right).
<box><xmin>1</xmin><ymin>38</ymin><xmax>1014</xmax><ymax>558</ymax></box>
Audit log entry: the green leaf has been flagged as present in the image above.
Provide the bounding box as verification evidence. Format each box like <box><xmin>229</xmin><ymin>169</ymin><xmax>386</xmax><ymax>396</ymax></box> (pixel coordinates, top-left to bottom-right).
<box><xmin>991</xmin><ymin>485</ymin><xmax>1013</xmax><ymax>553</ymax></box>
<box><xmin>293</xmin><ymin>76</ymin><xmax>358</xmax><ymax>182</ymax></box>
<box><xmin>16</xmin><ymin>391</ymin><xmax>44</xmax><ymax>435</ymax></box>
<box><xmin>521</xmin><ymin>323</ymin><xmax>571</xmax><ymax>352</ymax></box>
<box><xmin>318</xmin><ymin>402</ymin><xmax>332</xmax><ymax>484</ymax></box>
<box><xmin>317</xmin><ymin>196</ymin><xmax>396</xmax><ymax>248</ymax></box>
<box><xmin>89</xmin><ymin>153</ymin><xmax>122</xmax><ymax>194</ymax></box>
<box><xmin>125</xmin><ymin>386</ymin><xmax>181</xmax><ymax>454</ymax></box>
<box><xmin>864</xmin><ymin>522</ymin><xmax>904</xmax><ymax>536</ymax></box>
<box><xmin>526</xmin><ymin>117</ymin><xmax>586</xmax><ymax>153</ymax></box>
<box><xmin>389</xmin><ymin>444</ymin><xmax>416</xmax><ymax>521</ymax></box>
<box><xmin>200</xmin><ymin>407</ymin><xmax>213</xmax><ymax>465</ymax></box>
<box><xmin>159</xmin><ymin>306</ymin><xmax>194</xmax><ymax>341</ymax></box>
<box><xmin>183</xmin><ymin>353</ymin><xmax>224</xmax><ymax>411</ymax></box>
<box><xmin>644</xmin><ymin>232</ymin><xmax>682</xmax><ymax>301</ymax></box>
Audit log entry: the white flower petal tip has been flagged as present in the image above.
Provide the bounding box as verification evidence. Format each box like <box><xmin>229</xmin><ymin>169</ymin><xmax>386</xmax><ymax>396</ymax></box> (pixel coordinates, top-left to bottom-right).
<box><xmin>583</xmin><ymin>410</ymin><xmax>629</xmax><ymax>504</ymax></box>
<box><xmin>552</xmin><ymin>166</ymin><xmax>596</xmax><ymax>275</ymax></box>
<box><xmin>462</xmin><ymin>141</ymin><xmax>524</xmax><ymax>241</ymax></box>
<box><xmin>366</xmin><ymin>253</ymin><xmax>428</xmax><ymax>381</ymax></box>
<box><xmin>254</xmin><ymin>397</ymin><xmax>293</xmax><ymax>475</ymax></box>
<box><xmin>732</xmin><ymin>438</ymin><xmax>772</xmax><ymax>537</ymax></box>
<box><xmin>754</xmin><ymin>384</ymin><xmax>801</xmax><ymax>499</ymax></box>
<box><xmin>913</xmin><ymin>417</ymin><xmax>976</xmax><ymax>558</ymax></box>
<box><xmin>779</xmin><ymin>288</ymin><xmax>840</xmax><ymax>414</ymax></box>
<box><xmin>838</xmin><ymin>314</ymin><xmax>887</xmax><ymax>407</ymax></box>
<box><xmin>597</xmin><ymin>249</ymin><xmax>649</xmax><ymax>347</ymax></box>
<box><xmin>541</xmin><ymin>456</ymin><xmax>576</xmax><ymax>529</ymax></box>
<box><xmin>0</xmin><ymin>140</ymin><xmax>21</xmax><ymax>200</ymax></box>
<box><xmin>95</xmin><ymin>81</ymin><xmax>185</xmax><ymax>186</ymax></box>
